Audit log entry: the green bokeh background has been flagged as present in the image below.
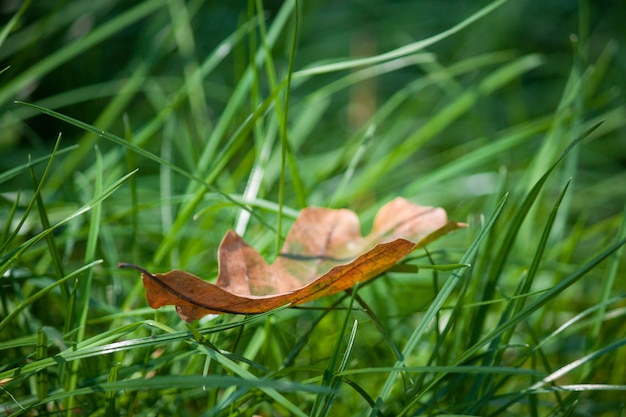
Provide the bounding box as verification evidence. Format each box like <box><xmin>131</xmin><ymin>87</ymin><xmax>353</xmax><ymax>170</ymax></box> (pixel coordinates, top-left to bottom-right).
<box><xmin>2</xmin><ymin>1</ymin><xmax>624</xmax><ymax>184</ymax></box>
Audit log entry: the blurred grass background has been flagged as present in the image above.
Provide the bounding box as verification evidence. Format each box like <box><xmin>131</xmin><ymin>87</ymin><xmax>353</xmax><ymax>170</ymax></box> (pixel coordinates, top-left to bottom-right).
<box><xmin>1</xmin><ymin>0</ymin><xmax>625</xmax><ymax>416</ymax></box>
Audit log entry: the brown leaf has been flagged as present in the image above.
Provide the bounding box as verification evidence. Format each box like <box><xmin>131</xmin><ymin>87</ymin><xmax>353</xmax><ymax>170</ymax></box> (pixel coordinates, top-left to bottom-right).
<box><xmin>119</xmin><ymin>197</ymin><xmax>466</xmax><ymax>321</ymax></box>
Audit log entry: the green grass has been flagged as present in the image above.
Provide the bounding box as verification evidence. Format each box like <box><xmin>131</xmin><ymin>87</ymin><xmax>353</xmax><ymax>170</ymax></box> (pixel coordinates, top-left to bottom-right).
<box><xmin>1</xmin><ymin>0</ymin><xmax>626</xmax><ymax>416</ymax></box>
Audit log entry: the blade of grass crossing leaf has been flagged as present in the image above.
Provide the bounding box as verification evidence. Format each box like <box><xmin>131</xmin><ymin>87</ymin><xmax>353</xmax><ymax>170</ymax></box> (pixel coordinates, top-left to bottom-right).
<box><xmin>467</xmin><ymin>121</ymin><xmax>603</xmax><ymax>347</ymax></box>
<box><xmin>369</xmin><ymin>193</ymin><xmax>508</xmax><ymax>417</ymax></box>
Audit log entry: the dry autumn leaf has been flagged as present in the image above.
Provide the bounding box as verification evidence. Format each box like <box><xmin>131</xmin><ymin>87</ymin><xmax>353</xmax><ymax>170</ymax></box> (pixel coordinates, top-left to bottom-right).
<box><xmin>119</xmin><ymin>197</ymin><xmax>466</xmax><ymax>321</ymax></box>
